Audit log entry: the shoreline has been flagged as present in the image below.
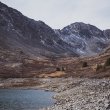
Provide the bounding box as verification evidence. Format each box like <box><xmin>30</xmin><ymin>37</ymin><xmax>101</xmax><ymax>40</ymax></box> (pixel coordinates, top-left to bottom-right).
<box><xmin>0</xmin><ymin>78</ymin><xmax>110</xmax><ymax>110</ymax></box>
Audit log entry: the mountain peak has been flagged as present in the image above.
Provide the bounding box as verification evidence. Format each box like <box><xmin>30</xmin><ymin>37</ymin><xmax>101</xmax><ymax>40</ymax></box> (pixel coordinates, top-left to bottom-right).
<box><xmin>63</xmin><ymin>22</ymin><xmax>101</xmax><ymax>32</ymax></box>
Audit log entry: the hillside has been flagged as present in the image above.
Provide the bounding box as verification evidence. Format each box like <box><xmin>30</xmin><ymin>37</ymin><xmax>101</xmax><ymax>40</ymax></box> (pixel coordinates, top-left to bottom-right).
<box><xmin>0</xmin><ymin>1</ymin><xmax>110</xmax><ymax>78</ymax></box>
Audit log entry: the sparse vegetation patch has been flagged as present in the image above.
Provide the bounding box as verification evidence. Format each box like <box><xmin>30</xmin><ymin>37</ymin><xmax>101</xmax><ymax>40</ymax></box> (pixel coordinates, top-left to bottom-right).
<box><xmin>82</xmin><ymin>61</ymin><xmax>88</xmax><ymax>67</ymax></box>
<box><xmin>104</xmin><ymin>58</ymin><xmax>110</xmax><ymax>66</ymax></box>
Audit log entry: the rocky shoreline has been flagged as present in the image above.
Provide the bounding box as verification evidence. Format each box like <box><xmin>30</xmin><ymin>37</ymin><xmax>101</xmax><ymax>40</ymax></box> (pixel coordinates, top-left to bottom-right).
<box><xmin>38</xmin><ymin>78</ymin><xmax>110</xmax><ymax>110</ymax></box>
<box><xmin>0</xmin><ymin>78</ymin><xmax>110</xmax><ymax>110</ymax></box>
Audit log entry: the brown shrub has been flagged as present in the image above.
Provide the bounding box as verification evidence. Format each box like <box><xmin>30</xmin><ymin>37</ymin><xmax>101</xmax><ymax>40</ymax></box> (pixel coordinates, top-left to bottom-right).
<box><xmin>82</xmin><ymin>62</ymin><xmax>88</xmax><ymax>67</ymax></box>
<box><xmin>104</xmin><ymin>58</ymin><xmax>110</xmax><ymax>66</ymax></box>
<box><xmin>56</xmin><ymin>67</ymin><xmax>61</xmax><ymax>71</ymax></box>
<box><xmin>92</xmin><ymin>64</ymin><xmax>105</xmax><ymax>72</ymax></box>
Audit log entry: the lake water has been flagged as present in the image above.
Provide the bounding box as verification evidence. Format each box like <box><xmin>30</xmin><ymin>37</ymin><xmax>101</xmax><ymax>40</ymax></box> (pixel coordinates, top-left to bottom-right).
<box><xmin>0</xmin><ymin>89</ymin><xmax>55</xmax><ymax>110</ymax></box>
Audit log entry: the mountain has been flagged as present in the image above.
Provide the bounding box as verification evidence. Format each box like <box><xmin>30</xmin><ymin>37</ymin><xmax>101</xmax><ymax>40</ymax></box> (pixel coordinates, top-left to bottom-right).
<box><xmin>55</xmin><ymin>22</ymin><xmax>110</xmax><ymax>56</ymax></box>
<box><xmin>0</xmin><ymin>1</ymin><xmax>110</xmax><ymax>59</ymax></box>
<box><xmin>0</xmin><ymin>2</ymin><xmax>78</xmax><ymax>58</ymax></box>
<box><xmin>0</xmin><ymin>1</ymin><xmax>110</xmax><ymax>78</ymax></box>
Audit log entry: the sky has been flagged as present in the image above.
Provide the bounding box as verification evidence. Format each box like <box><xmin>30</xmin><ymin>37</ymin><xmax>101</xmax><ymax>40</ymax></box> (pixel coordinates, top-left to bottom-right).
<box><xmin>0</xmin><ymin>0</ymin><xmax>110</xmax><ymax>30</ymax></box>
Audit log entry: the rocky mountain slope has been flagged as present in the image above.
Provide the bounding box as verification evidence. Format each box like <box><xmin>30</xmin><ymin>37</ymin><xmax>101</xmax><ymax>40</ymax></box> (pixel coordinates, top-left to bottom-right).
<box><xmin>0</xmin><ymin>1</ymin><xmax>110</xmax><ymax>59</ymax></box>
<box><xmin>55</xmin><ymin>23</ymin><xmax>110</xmax><ymax>56</ymax></box>
<box><xmin>0</xmin><ymin>2</ymin><xmax>78</xmax><ymax>58</ymax></box>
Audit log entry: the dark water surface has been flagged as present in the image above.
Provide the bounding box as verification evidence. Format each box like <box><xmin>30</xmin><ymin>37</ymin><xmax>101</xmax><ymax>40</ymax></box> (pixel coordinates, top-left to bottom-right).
<box><xmin>0</xmin><ymin>89</ymin><xmax>55</xmax><ymax>110</ymax></box>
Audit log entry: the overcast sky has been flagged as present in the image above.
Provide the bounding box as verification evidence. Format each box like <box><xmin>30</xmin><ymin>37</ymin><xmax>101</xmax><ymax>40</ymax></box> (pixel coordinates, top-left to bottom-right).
<box><xmin>1</xmin><ymin>0</ymin><xmax>110</xmax><ymax>30</ymax></box>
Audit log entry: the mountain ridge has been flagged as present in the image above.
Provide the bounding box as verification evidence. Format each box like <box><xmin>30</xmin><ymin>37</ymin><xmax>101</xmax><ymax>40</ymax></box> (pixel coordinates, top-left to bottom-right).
<box><xmin>0</xmin><ymin>1</ymin><xmax>110</xmax><ymax>58</ymax></box>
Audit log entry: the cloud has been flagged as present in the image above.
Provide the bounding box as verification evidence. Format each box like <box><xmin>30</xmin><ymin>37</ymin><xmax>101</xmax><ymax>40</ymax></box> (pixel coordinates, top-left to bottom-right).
<box><xmin>1</xmin><ymin>0</ymin><xmax>110</xmax><ymax>29</ymax></box>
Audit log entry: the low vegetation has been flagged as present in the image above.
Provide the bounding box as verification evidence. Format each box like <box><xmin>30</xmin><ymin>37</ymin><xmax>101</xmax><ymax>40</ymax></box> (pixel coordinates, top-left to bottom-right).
<box><xmin>104</xmin><ymin>58</ymin><xmax>110</xmax><ymax>66</ymax></box>
<box><xmin>82</xmin><ymin>61</ymin><xmax>88</xmax><ymax>67</ymax></box>
<box><xmin>95</xmin><ymin>64</ymin><xmax>105</xmax><ymax>72</ymax></box>
<box><xmin>56</xmin><ymin>67</ymin><xmax>66</xmax><ymax>71</ymax></box>
<box><xmin>92</xmin><ymin>58</ymin><xmax>110</xmax><ymax>72</ymax></box>
<box><xmin>56</xmin><ymin>67</ymin><xmax>61</xmax><ymax>71</ymax></box>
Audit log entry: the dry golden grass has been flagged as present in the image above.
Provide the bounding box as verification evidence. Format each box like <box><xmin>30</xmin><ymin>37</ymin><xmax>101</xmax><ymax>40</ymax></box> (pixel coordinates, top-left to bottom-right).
<box><xmin>39</xmin><ymin>71</ymin><xmax>66</xmax><ymax>78</ymax></box>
